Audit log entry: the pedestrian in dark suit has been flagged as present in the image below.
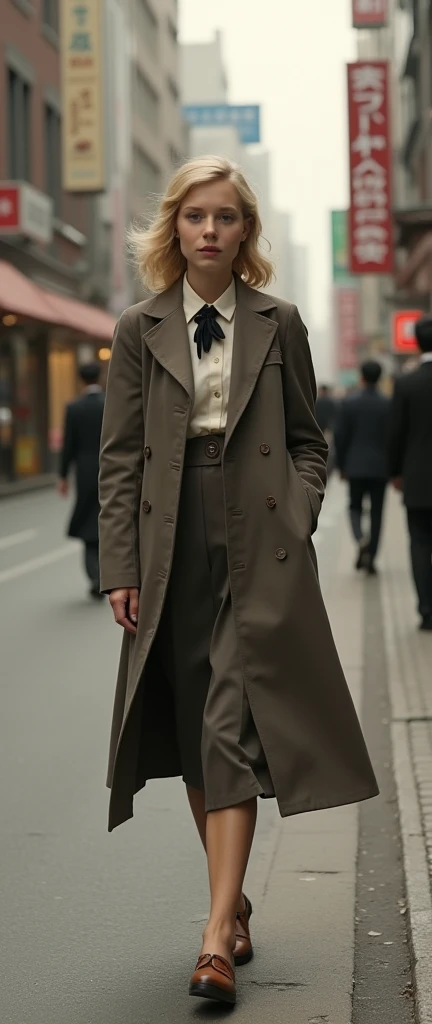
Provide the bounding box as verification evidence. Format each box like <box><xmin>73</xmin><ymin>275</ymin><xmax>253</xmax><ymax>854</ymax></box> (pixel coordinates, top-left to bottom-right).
<box><xmin>315</xmin><ymin>385</ymin><xmax>337</xmax><ymax>435</ymax></box>
<box><xmin>58</xmin><ymin>362</ymin><xmax>105</xmax><ymax>599</ymax></box>
<box><xmin>335</xmin><ymin>361</ymin><xmax>390</xmax><ymax>574</ymax></box>
<box><xmin>389</xmin><ymin>317</ymin><xmax>432</xmax><ymax>631</ymax></box>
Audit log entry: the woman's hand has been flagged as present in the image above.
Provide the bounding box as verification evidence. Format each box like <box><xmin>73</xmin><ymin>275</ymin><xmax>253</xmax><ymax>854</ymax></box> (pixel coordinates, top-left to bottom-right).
<box><xmin>109</xmin><ymin>588</ymin><xmax>140</xmax><ymax>635</ymax></box>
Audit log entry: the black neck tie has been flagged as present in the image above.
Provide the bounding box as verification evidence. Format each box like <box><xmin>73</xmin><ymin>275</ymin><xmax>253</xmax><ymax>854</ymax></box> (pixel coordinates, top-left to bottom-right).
<box><xmin>193</xmin><ymin>305</ymin><xmax>225</xmax><ymax>360</ymax></box>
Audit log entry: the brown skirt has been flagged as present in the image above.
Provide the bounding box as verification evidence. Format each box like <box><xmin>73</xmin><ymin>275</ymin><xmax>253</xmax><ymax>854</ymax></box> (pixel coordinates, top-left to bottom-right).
<box><xmin>156</xmin><ymin>434</ymin><xmax>275</xmax><ymax>811</ymax></box>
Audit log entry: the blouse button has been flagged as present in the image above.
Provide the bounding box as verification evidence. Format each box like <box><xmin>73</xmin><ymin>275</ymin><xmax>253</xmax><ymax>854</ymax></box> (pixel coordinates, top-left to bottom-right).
<box><xmin>214</xmin><ymin>391</ymin><xmax>221</xmax><ymax>398</ymax></box>
<box><xmin>214</xmin><ymin>357</ymin><xmax>220</xmax><ymax>364</ymax></box>
<box><xmin>275</xmin><ymin>547</ymin><xmax>287</xmax><ymax>561</ymax></box>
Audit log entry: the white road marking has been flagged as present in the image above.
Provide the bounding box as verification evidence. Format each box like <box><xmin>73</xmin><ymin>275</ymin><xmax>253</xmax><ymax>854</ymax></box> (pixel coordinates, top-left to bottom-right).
<box><xmin>0</xmin><ymin>545</ymin><xmax>78</xmax><ymax>585</ymax></box>
<box><xmin>0</xmin><ymin>529</ymin><xmax>38</xmax><ymax>551</ymax></box>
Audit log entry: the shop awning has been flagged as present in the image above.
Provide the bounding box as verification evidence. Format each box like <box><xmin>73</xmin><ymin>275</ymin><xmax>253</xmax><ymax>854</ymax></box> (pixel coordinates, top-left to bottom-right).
<box><xmin>0</xmin><ymin>260</ymin><xmax>117</xmax><ymax>341</ymax></box>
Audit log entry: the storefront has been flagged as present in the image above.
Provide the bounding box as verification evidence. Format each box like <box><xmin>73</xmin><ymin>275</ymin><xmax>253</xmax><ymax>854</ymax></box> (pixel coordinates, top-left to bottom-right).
<box><xmin>0</xmin><ymin>261</ymin><xmax>115</xmax><ymax>491</ymax></box>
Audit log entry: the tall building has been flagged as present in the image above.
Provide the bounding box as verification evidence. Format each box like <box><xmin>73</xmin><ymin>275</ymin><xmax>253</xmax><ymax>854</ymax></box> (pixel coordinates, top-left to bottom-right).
<box><xmin>352</xmin><ymin>0</ymin><xmax>432</xmax><ymax>368</ymax></box>
<box><xmin>0</xmin><ymin>0</ymin><xmax>116</xmax><ymax>492</ymax></box>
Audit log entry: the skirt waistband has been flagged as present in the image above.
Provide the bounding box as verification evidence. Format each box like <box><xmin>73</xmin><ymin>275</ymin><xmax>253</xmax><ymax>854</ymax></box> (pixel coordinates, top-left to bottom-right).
<box><xmin>184</xmin><ymin>434</ymin><xmax>225</xmax><ymax>466</ymax></box>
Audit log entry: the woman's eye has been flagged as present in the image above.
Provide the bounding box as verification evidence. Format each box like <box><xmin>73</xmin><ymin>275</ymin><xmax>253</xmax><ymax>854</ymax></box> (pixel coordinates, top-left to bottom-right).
<box><xmin>186</xmin><ymin>213</ymin><xmax>201</xmax><ymax>222</ymax></box>
<box><xmin>220</xmin><ymin>215</ymin><xmax>234</xmax><ymax>223</ymax></box>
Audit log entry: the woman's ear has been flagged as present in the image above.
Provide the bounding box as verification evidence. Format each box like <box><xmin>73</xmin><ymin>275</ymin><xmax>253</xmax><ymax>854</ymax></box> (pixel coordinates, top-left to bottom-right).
<box><xmin>242</xmin><ymin>217</ymin><xmax>252</xmax><ymax>242</ymax></box>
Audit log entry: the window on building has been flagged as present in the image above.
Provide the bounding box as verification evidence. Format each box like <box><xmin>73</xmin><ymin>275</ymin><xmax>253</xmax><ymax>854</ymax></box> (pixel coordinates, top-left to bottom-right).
<box><xmin>136</xmin><ymin>0</ymin><xmax>158</xmax><ymax>56</ymax></box>
<box><xmin>7</xmin><ymin>69</ymin><xmax>31</xmax><ymax>181</ymax></box>
<box><xmin>134</xmin><ymin>68</ymin><xmax>159</xmax><ymax>134</ymax></box>
<box><xmin>42</xmin><ymin>0</ymin><xmax>59</xmax><ymax>32</ymax></box>
<box><xmin>132</xmin><ymin>144</ymin><xmax>160</xmax><ymax>199</ymax></box>
<box><xmin>44</xmin><ymin>105</ymin><xmax>62</xmax><ymax>216</ymax></box>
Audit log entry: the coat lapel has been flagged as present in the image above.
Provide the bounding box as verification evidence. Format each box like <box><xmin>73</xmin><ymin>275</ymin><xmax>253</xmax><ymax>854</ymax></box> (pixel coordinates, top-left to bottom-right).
<box><xmin>225</xmin><ymin>276</ymin><xmax>278</xmax><ymax>447</ymax></box>
<box><xmin>138</xmin><ymin>274</ymin><xmax>278</xmax><ymax>438</ymax></box>
<box><xmin>140</xmin><ymin>278</ymin><xmax>195</xmax><ymax>402</ymax></box>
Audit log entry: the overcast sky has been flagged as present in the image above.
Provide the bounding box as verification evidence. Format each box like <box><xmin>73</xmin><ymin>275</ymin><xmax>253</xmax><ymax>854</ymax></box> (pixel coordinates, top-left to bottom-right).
<box><xmin>179</xmin><ymin>0</ymin><xmax>357</xmax><ymax>346</ymax></box>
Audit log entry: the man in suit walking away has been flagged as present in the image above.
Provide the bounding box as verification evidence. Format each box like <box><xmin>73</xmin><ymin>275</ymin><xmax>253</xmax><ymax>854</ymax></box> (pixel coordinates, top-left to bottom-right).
<box><xmin>57</xmin><ymin>362</ymin><xmax>105</xmax><ymax>599</ymax></box>
<box><xmin>335</xmin><ymin>361</ymin><xmax>390</xmax><ymax>575</ymax></box>
<box><xmin>389</xmin><ymin>317</ymin><xmax>432</xmax><ymax>631</ymax></box>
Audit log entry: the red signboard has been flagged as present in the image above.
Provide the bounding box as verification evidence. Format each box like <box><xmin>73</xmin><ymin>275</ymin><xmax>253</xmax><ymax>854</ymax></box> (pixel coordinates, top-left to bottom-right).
<box><xmin>352</xmin><ymin>0</ymin><xmax>387</xmax><ymax>28</ymax></box>
<box><xmin>335</xmin><ymin>286</ymin><xmax>360</xmax><ymax>370</ymax></box>
<box><xmin>0</xmin><ymin>186</ymin><xmax>19</xmax><ymax>232</ymax></box>
<box><xmin>347</xmin><ymin>61</ymin><xmax>393</xmax><ymax>275</ymax></box>
<box><xmin>392</xmin><ymin>310</ymin><xmax>422</xmax><ymax>354</ymax></box>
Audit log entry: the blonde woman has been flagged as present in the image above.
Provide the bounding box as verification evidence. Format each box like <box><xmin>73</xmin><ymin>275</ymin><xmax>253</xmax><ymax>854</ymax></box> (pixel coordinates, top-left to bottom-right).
<box><xmin>98</xmin><ymin>156</ymin><xmax>378</xmax><ymax>1006</ymax></box>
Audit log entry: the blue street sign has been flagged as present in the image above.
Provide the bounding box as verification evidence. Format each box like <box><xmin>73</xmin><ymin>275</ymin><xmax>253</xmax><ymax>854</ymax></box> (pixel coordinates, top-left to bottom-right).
<box><xmin>182</xmin><ymin>104</ymin><xmax>261</xmax><ymax>144</ymax></box>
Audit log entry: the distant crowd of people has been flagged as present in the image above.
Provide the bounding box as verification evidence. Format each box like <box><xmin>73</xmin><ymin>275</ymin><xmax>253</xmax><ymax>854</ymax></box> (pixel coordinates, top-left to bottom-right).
<box><xmin>318</xmin><ymin>315</ymin><xmax>432</xmax><ymax>632</ymax></box>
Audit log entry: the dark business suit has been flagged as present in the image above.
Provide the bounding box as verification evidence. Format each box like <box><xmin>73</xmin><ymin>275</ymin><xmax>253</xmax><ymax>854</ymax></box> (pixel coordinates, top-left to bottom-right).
<box><xmin>335</xmin><ymin>387</ymin><xmax>390</xmax><ymax>561</ymax></box>
<box><xmin>60</xmin><ymin>388</ymin><xmax>105</xmax><ymax>589</ymax></box>
<box><xmin>389</xmin><ymin>361</ymin><xmax>432</xmax><ymax>620</ymax></box>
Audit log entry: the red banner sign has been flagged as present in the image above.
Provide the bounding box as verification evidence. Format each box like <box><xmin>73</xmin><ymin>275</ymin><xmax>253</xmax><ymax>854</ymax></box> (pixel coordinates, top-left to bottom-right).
<box><xmin>347</xmin><ymin>61</ymin><xmax>393</xmax><ymax>275</ymax></box>
<box><xmin>335</xmin><ymin>286</ymin><xmax>360</xmax><ymax>370</ymax></box>
<box><xmin>0</xmin><ymin>186</ymin><xmax>20</xmax><ymax>231</ymax></box>
<box><xmin>352</xmin><ymin>0</ymin><xmax>387</xmax><ymax>28</ymax></box>
<box><xmin>392</xmin><ymin>310</ymin><xmax>422</xmax><ymax>354</ymax></box>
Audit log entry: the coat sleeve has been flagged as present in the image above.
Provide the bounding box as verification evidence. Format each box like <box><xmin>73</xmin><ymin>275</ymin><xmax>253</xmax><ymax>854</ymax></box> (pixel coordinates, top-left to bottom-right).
<box><xmin>98</xmin><ymin>310</ymin><xmax>144</xmax><ymax>593</ymax></box>
<box><xmin>280</xmin><ymin>305</ymin><xmax>328</xmax><ymax>523</ymax></box>
<box><xmin>388</xmin><ymin>377</ymin><xmax>408</xmax><ymax>479</ymax></box>
<box><xmin>59</xmin><ymin>403</ymin><xmax>76</xmax><ymax>479</ymax></box>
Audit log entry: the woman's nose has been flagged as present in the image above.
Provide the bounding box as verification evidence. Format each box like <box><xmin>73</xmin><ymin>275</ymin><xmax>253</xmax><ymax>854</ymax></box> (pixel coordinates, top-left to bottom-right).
<box><xmin>203</xmin><ymin>219</ymin><xmax>217</xmax><ymax>237</ymax></box>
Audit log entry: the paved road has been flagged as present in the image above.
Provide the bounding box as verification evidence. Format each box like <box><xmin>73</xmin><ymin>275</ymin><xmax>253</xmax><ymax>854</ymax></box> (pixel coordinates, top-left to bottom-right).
<box><xmin>0</xmin><ymin>485</ymin><xmax>414</xmax><ymax>1023</ymax></box>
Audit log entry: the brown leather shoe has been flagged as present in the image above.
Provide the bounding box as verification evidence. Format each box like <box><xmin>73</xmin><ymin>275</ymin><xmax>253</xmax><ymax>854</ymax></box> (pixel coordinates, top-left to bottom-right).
<box><xmin>234</xmin><ymin>894</ymin><xmax>253</xmax><ymax>966</ymax></box>
<box><xmin>189</xmin><ymin>953</ymin><xmax>236</xmax><ymax>1004</ymax></box>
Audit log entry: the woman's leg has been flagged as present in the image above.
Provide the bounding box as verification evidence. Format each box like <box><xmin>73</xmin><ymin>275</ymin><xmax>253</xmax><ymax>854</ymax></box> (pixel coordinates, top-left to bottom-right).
<box><xmin>201</xmin><ymin>797</ymin><xmax>257</xmax><ymax>960</ymax></box>
<box><xmin>186</xmin><ymin>785</ymin><xmax>249</xmax><ymax>918</ymax></box>
<box><xmin>186</xmin><ymin>785</ymin><xmax>207</xmax><ymax>850</ymax></box>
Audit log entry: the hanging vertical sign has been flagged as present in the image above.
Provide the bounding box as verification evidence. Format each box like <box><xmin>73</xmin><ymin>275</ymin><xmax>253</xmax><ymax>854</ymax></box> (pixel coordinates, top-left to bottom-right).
<box><xmin>347</xmin><ymin>61</ymin><xmax>393</xmax><ymax>275</ymax></box>
<box><xmin>352</xmin><ymin>0</ymin><xmax>388</xmax><ymax>29</ymax></box>
<box><xmin>61</xmin><ymin>0</ymin><xmax>106</xmax><ymax>192</ymax></box>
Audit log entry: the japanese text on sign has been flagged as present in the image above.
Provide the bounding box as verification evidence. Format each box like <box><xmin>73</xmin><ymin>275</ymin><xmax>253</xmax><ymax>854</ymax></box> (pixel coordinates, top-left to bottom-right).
<box><xmin>335</xmin><ymin>287</ymin><xmax>360</xmax><ymax>370</ymax></box>
<box><xmin>347</xmin><ymin>62</ymin><xmax>393</xmax><ymax>274</ymax></box>
<box><xmin>61</xmin><ymin>0</ymin><xmax>105</xmax><ymax>192</ymax></box>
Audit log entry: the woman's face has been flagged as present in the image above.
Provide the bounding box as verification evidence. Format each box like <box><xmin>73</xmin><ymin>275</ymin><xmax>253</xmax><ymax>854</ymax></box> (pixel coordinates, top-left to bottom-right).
<box><xmin>176</xmin><ymin>179</ymin><xmax>250</xmax><ymax>277</ymax></box>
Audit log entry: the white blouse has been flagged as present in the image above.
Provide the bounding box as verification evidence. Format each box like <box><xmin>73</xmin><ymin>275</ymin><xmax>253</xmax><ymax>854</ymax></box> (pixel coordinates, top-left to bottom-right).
<box><xmin>183</xmin><ymin>274</ymin><xmax>236</xmax><ymax>438</ymax></box>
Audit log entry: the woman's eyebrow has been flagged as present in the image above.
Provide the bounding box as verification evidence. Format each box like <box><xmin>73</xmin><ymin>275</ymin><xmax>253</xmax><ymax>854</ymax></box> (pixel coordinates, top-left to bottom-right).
<box><xmin>182</xmin><ymin>205</ymin><xmax>239</xmax><ymax>213</ymax></box>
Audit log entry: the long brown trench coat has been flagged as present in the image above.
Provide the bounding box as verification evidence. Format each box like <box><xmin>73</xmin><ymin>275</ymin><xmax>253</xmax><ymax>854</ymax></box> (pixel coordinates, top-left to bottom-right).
<box><xmin>99</xmin><ymin>274</ymin><xmax>378</xmax><ymax>832</ymax></box>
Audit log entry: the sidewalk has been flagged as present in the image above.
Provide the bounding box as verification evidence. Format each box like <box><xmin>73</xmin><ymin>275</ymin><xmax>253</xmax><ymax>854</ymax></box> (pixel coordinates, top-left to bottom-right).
<box><xmin>380</xmin><ymin>489</ymin><xmax>432</xmax><ymax>1021</ymax></box>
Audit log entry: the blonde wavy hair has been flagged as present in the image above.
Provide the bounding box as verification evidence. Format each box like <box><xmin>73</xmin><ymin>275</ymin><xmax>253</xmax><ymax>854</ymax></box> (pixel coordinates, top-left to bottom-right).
<box><xmin>128</xmin><ymin>156</ymin><xmax>274</xmax><ymax>293</ymax></box>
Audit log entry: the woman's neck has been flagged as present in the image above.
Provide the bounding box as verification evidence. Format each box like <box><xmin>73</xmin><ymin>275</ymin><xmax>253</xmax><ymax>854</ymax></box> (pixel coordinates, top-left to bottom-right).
<box><xmin>186</xmin><ymin>266</ymin><xmax>233</xmax><ymax>304</ymax></box>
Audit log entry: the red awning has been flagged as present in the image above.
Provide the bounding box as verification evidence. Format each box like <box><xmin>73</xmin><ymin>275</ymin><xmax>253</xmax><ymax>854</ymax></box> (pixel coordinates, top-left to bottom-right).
<box><xmin>0</xmin><ymin>260</ymin><xmax>117</xmax><ymax>341</ymax></box>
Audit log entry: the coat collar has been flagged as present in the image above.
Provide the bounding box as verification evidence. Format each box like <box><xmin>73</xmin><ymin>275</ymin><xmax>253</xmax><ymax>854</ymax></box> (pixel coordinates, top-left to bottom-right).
<box><xmin>141</xmin><ymin>272</ymin><xmax>277</xmax><ymax>318</ymax></box>
<box><xmin>140</xmin><ymin>275</ymin><xmax>279</xmax><ymax>443</ymax></box>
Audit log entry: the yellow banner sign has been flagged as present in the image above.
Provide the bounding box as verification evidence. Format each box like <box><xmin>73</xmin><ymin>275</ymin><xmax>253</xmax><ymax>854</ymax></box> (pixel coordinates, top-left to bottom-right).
<box><xmin>61</xmin><ymin>0</ymin><xmax>105</xmax><ymax>192</ymax></box>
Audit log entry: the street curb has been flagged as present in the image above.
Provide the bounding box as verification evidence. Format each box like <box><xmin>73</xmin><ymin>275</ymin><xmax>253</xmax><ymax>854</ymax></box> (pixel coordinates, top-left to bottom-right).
<box><xmin>391</xmin><ymin>721</ymin><xmax>432</xmax><ymax>1023</ymax></box>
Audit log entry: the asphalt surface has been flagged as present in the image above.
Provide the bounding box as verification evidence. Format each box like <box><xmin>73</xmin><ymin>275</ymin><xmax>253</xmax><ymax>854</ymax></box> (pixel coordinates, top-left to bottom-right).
<box><xmin>0</xmin><ymin>484</ymin><xmax>415</xmax><ymax>1023</ymax></box>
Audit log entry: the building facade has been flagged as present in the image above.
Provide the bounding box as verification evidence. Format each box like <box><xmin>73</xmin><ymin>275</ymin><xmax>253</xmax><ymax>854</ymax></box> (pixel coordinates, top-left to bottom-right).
<box><xmin>352</xmin><ymin>0</ymin><xmax>432</xmax><ymax>373</ymax></box>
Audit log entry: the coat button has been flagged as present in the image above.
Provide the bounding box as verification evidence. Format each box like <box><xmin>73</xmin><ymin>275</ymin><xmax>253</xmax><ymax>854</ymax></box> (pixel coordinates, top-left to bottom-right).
<box><xmin>260</xmin><ymin>444</ymin><xmax>270</xmax><ymax>455</ymax></box>
<box><xmin>142</xmin><ymin>500</ymin><xmax>151</xmax><ymax>513</ymax></box>
<box><xmin>275</xmin><ymin>547</ymin><xmax>287</xmax><ymax>560</ymax></box>
<box><xmin>144</xmin><ymin>446</ymin><xmax>152</xmax><ymax>458</ymax></box>
<box><xmin>205</xmin><ymin>439</ymin><xmax>220</xmax><ymax>459</ymax></box>
<box><xmin>266</xmin><ymin>495</ymin><xmax>277</xmax><ymax>509</ymax></box>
